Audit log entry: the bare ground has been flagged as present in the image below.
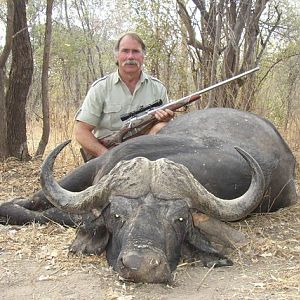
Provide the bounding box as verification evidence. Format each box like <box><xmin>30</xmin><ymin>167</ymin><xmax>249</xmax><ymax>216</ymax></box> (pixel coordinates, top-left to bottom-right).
<box><xmin>0</xmin><ymin>157</ymin><xmax>299</xmax><ymax>300</ymax></box>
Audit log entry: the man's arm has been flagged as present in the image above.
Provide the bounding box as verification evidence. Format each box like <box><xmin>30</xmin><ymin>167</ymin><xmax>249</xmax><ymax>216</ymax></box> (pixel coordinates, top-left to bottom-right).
<box><xmin>73</xmin><ymin>121</ymin><xmax>108</xmax><ymax>157</ymax></box>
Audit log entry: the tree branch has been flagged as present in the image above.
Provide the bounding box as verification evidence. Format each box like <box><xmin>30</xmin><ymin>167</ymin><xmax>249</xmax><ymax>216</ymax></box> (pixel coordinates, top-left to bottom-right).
<box><xmin>257</xmin><ymin>53</ymin><xmax>300</xmax><ymax>88</ymax></box>
<box><xmin>0</xmin><ymin>0</ymin><xmax>14</xmax><ymax>68</ymax></box>
<box><xmin>256</xmin><ymin>5</ymin><xmax>281</xmax><ymax>62</ymax></box>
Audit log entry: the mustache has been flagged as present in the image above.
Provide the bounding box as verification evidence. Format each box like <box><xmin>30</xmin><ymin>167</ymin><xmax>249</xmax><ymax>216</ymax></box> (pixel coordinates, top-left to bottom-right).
<box><xmin>122</xmin><ymin>60</ymin><xmax>140</xmax><ymax>67</ymax></box>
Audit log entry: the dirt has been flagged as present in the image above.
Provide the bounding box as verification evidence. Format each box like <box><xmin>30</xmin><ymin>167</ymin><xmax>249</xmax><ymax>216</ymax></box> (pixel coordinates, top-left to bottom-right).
<box><xmin>0</xmin><ymin>157</ymin><xmax>299</xmax><ymax>300</ymax></box>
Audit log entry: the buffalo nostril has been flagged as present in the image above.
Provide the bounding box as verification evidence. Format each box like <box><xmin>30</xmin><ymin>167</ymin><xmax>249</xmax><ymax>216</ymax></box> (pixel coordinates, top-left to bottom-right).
<box><xmin>149</xmin><ymin>257</ymin><xmax>160</xmax><ymax>267</ymax></box>
<box><xmin>121</xmin><ymin>253</ymin><xmax>142</xmax><ymax>270</ymax></box>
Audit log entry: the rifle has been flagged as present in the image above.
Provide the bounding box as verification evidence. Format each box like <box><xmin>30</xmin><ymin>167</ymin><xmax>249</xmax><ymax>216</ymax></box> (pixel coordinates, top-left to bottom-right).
<box><xmin>82</xmin><ymin>66</ymin><xmax>259</xmax><ymax>161</ymax></box>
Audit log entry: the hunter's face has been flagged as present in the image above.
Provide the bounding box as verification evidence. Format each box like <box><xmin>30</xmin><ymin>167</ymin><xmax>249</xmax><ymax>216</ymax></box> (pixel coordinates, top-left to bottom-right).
<box><xmin>117</xmin><ymin>35</ymin><xmax>144</xmax><ymax>76</ymax></box>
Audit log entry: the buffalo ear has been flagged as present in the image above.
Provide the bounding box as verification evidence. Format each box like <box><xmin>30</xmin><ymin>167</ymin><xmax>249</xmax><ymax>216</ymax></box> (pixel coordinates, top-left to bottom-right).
<box><xmin>70</xmin><ymin>215</ymin><xmax>109</xmax><ymax>256</ymax></box>
<box><xmin>191</xmin><ymin>212</ymin><xmax>247</xmax><ymax>248</ymax></box>
<box><xmin>185</xmin><ymin>219</ymin><xmax>233</xmax><ymax>268</ymax></box>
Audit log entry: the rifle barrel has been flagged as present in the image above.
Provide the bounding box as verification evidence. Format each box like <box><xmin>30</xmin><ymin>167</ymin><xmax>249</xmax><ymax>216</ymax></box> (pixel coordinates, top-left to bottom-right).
<box><xmin>156</xmin><ymin>66</ymin><xmax>260</xmax><ymax>111</ymax></box>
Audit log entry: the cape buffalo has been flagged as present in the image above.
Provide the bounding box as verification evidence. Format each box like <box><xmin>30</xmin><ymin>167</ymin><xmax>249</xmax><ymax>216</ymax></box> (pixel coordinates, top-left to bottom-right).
<box><xmin>0</xmin><ymin>108</ymin><xmax>297</xmax><ymax>283</ymax></box>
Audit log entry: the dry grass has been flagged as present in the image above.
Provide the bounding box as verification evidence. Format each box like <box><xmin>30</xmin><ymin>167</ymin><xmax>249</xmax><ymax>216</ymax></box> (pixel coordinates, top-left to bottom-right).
<box><xmin>231</xmin><ymin>202</ymin><xmax>300</xmax><ymax>296</ymax></box>
<box><xmin>0</xmin><ymin>222</ymin><xmax>110</xmax><ymax>278</ymax></box>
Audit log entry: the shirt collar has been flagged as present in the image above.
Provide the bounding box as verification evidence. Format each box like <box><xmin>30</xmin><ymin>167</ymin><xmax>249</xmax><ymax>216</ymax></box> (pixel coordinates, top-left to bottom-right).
<box><xmin>140</xmin><ymin>71</ymin><xmax>149</xmax><ymax>83</ymax></box>
<box><xmin>112</xmin><ymin>71</ymin><xmax>120</xmax><ymax>84</ymax></box>
<box><xmin>113</xmin><ymin>70</ymin><xmax>149</xmax><ymax>85</ymax></box>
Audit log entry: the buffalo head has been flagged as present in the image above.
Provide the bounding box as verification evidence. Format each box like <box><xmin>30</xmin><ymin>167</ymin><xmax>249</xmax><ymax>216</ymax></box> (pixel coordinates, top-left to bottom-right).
<box><xmin>40</xmin><ymin>141</ymin><xmax>265</xmax><ymax>283</ymax></box>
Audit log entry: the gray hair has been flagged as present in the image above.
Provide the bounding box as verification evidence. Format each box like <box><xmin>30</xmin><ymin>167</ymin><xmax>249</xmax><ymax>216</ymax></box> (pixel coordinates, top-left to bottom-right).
<box><xmin>114</xmin><ymin>32</ymin><xmax>146</xmax><ymax>55</ymax></box>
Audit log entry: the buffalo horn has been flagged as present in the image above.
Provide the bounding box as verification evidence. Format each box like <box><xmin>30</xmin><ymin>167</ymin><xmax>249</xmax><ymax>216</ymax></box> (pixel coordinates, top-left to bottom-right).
<box><xmin>41</xmin><ymin>142</ymin><xmax>265</xmax><ymax>221</ymax></box>
<box><xmin>40</xmin><ymin>140</ymin><xmax>111</xmax><ymax>214</ymax></box>
<box><xmin>159</xmin><ymin>146</ymin><xmax>265</xmax><ymax>221</ymax></box>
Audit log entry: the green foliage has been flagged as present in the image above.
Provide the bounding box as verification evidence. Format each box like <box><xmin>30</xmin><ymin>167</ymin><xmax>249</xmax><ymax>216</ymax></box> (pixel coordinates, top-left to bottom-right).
<box><xmin>255</xmin><ymin>0</ymin><xmax>300</xmax><ymax>128</ymax></box>
<box><xmin>25</xmin><ymin>0</ymin><xmax>128</xmax><ymax>118</ymax></box>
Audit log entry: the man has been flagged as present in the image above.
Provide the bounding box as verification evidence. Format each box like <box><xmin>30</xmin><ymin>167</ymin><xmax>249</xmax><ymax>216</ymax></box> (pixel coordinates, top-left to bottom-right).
<box><xmin>74</xmin><ymin>32</ymin><xmax>174</xmax><ymax>158</ymax></box>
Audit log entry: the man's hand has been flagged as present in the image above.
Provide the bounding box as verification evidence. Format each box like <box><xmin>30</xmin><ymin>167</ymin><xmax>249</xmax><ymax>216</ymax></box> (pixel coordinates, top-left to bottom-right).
<box><xmin>154</xmin><ymin>108</ymin><xmax>174</xmax><ymax>122</ymax></box>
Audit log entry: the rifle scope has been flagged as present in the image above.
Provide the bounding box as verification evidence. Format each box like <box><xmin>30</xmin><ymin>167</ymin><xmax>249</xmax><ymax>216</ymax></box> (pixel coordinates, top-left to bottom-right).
<box><xmin>120</xmin><ymin>99</ymin><xmax>163</xmax><ymax>121</ymax></box>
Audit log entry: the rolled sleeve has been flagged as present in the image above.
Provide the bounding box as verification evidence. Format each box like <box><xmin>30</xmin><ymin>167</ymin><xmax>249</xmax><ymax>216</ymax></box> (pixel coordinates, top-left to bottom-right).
<box><xmin>75</xmin><ymin>108</ymin><xmax>100</xmax><ymax>127</ymax></box>
<box><xmin>161</xmin><ymin>87</ymin><xmax>169</xmax><ymax>104</ymax></box>
<box><xmin>75</xmin><ymin>84</ymin><xmax>104</xmax><ymax>127</ymax></box>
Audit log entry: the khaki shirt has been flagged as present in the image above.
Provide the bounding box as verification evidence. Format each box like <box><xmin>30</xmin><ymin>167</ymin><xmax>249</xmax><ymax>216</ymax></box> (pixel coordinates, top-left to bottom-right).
<box><xmin>75</xmin><ymin>71</ymin><xmax>168</xmax><ymax>139</ymax></box>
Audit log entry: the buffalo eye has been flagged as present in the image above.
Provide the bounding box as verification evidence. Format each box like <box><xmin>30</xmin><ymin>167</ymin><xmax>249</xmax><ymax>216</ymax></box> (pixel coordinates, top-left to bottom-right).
<box><xmin>178</xmin><ymin>217</ymin><xmax>184</xmax><ymax>222</ymax></box>
<box><xmin>115</xmin><ymin>214</ymin><xmax>121</xmax><ymax>219</ymax></box>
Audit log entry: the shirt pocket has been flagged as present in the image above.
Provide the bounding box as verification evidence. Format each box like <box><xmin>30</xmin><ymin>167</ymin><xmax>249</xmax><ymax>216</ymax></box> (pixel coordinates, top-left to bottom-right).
<box><xmin>103</xmin><ymin>103</ymin><xmax>122</xmax><ymax>130</ymax></box>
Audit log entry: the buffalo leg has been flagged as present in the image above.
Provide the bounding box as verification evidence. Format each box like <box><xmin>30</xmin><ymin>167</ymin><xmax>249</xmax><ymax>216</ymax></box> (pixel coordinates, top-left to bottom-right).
<box><xmin>0</xmin><ymin>202</ymin><xmax>81</xmax><ymax>226</ymax></box>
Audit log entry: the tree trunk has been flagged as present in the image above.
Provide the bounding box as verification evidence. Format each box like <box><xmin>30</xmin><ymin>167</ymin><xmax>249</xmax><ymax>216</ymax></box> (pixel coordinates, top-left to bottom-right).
<box><xmin>0</xmin><ymin>0</ymin><xmax>14</xmax><ymax>160</ymax></box>
<box><xmin>5</xmin><ymin>0</ymin><xmax>33</xmax><ymax>160</ymax></box>
<box><xmin>0</xmin><ymin>70</ymin><xmax>8</xmax><ymax>160</ymax></box>
<box><xmin>35</xmin><ymin>0</ymin><xmax>54</xmax><ymax>157</ymax></box>
<box><xmin>177</xmin><ymin>0</ymin><xmax>270</xmax><ymax>109</ymax></box>
<box><xmin>207</xmin><ymin>0</ymin><xmax>224</xmax><ymax>108</ymax></box>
